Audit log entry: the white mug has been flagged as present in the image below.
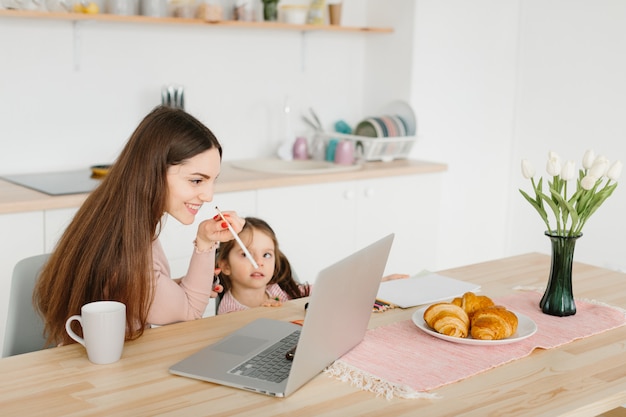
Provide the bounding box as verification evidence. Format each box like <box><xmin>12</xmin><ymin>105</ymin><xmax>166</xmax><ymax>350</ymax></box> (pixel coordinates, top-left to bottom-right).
<box><xmin>65</xmin><ymin>301</ymin><xmax>126</xmax><ymax>365</ymax></box>
<box><xmin>106</xmin><ymin>0</ymin><xmax>137</xmax><ymax>15</ymax></box>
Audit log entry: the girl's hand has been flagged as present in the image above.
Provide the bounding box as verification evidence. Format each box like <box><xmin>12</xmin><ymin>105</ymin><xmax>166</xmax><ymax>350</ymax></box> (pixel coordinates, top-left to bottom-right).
<box><xmin>210</xmin><ymin>283</ymin><xmax>224</xmax><ymax>298</ymax></box>
<box><xmin>381</xmin><ymin>273</ymin><xmax>410</xmax><ymax>282</ymax></box>
<box><xmin>210</xmin><ymin>268</ymin><xmax>223</xmax><ymax>298</ymax></box>
<box><xmin>195</xmin><ymin>210</ymin><xmax>245</xmax><ymax>249</ymax></box>
<box><xmin>210</xmin><ymin>285</ymin><xmax>223</xmax><ymax>298</ymax></box>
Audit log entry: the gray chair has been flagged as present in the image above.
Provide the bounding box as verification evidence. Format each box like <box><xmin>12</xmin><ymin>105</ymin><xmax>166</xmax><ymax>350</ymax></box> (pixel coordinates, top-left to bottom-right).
<box><xmin>2</xmin><ymin>253</ymin><xmax>51</xmax><ymax>357</ymax></box>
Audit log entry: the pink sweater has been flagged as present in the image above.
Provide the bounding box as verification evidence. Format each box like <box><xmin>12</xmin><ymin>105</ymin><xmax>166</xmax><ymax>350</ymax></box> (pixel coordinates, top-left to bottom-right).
<box><xmin>146</xmin><ymin>239</ymin><xmax>214</xmax><ymax>326</ymax></box>
<box><xmin>217</xmin><ymin>283</ymin><xmax>310</xmax><ymax>315</ymax></box>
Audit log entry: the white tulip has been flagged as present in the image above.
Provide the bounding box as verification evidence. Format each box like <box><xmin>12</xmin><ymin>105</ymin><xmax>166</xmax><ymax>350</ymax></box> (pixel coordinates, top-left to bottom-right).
<box><xmin>546</xmin><ymin>155</ymin><xmax>561</xmax><ymax>177</ymax></box>
<box><xmin>589</xmin><ymin>156</ymin><xmax>609</xmax><ymax>178</ymax></box>
<box><xmin>582</xmin><ymin>149</ymin><xmax>595</xmax><ymax>169</ymax></box>
<box><xmin>548</xmin><ymin>151</ymin><xmax>561</xmax><ymax>163</ymax></box>
<box><xmin>607</xmin><ymin>160</ymin><xmax>623</xmax><ymax>181</ymax></box>
<box><xmin>560</xmin><ymin>160</ymin><xmax>576</xmax><ymax>181</ymax></box>
<box><xmin>521</xmin><ymin>159</ymin><xmax>535</xmax><ymax>179</ymax></box>
<box><xmin>581</xmin><ymin>175</ymin><xmax>598</xmax><ymax>190</ymax></box>
<box><xmin>521</xmin><ymin>150</ymin><xmax>618</xmax><ymax>237</ymax></box>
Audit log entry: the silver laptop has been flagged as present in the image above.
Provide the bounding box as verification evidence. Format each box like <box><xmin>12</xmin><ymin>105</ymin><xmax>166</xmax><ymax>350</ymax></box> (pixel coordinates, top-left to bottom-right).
<box><xmin>169</xmin><ymin>233</ymin><xmax>394</xmax><ymax>397</ymax></box>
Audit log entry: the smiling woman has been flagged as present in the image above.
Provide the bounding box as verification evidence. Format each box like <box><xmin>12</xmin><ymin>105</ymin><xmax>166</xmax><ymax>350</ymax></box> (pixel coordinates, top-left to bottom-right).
<box><xmin>165</xmin><ymin>149</ymin><xmax>221</xmax><ymax>226</ymax></box>
<box><xmin>33</xmin><ymin>106</ymin><xmax>245</xmax><ymax>347</ymax></box>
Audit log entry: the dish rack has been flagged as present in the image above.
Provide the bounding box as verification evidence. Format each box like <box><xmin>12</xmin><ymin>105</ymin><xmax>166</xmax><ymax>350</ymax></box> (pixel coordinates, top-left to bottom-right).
<box><xmin>318</xmin><ymin>132</ymin><xmax>417</xmax><ymax>162</ymax></box>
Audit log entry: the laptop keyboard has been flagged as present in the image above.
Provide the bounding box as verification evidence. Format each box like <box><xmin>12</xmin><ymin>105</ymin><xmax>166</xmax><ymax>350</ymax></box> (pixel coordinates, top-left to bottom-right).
<box><xmin>228</xmin><ymin>330</ymin><xmax>301</xmax><ymax>383</ymax></box>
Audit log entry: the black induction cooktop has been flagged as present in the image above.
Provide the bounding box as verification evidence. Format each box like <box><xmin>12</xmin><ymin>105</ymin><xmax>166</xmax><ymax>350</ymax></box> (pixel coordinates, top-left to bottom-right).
<box><xmin>2</xmin><ymin>169</ymin><xmax>102</xmax><ymax>196</ymax></box>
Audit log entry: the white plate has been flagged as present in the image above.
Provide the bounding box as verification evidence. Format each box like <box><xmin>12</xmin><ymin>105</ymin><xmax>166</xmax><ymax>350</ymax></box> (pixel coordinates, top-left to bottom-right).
<box><xmin>380</xmin><ymin>100</ymin><xmax>417</xmax><ymax>136</ymax></box>
<box><xmin>412</xmin><ymin>306</ymin><xmax>538</xmax><ymax>346</ymax></box>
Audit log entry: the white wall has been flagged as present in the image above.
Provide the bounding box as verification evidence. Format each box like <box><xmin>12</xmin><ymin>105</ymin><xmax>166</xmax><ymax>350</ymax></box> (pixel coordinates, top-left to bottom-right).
<box><xmin>410</xmin><ymin>0</ymin><xmax>626</xmax><ymax>272</ymax></box>
<box><xmin>3</xmin><ymin>0</ymin><xmax>625</xmax><ymax>274</ymax></box>
<box><xmin>507</xmin><ymin>0</ymin><xmax>626</xmax><ymax>272</ymax></box>
<box><xmin>409</xmin><ymin>0</ymin><xmax>520</xmax><ymax>269</ymax></box>
<box><xmin>0</xmin><ymin>1</ymin><xmax>384</xmax><ymax>174</ymax></box>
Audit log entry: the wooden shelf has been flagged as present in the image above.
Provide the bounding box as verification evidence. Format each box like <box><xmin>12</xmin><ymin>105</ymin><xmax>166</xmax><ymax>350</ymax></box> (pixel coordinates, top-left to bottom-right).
<box><xmin>0</xmin><ymin>9</ymin><xmax>393</xmax><ymax>33</ymax></box>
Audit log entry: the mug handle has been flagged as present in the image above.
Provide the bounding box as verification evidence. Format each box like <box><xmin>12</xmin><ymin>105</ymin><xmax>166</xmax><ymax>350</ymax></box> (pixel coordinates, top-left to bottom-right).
<box><xmin>65</xmin><ymin>315</ymin><xmax>86</xmax><ymax>347</ymax></box>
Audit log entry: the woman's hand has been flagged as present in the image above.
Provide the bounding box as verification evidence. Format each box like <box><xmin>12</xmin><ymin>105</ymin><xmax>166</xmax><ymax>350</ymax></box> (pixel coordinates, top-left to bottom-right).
<box><xmin>195</xmin><ymin>210</ymin><xmax>245</xmax><ymax>250</ymax></box>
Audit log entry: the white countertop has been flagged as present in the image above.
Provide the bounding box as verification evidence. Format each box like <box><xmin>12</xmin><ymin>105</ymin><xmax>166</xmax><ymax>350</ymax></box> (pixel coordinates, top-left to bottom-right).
<box><xmin>0</xmin><ymin>159</ymin><xmax>447</xmax><ymax>214</ymax></box>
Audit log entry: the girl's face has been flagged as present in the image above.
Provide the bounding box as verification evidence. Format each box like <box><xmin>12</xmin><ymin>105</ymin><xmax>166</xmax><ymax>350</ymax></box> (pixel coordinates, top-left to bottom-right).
<box><xmin>220</xmin><ymin>229</ymin><xmax>276</xmax><ymax>291</ymax></box>
<box><xmin>165</xmin><ymin>148</ymin><xmax>221</xmax><ymax>225</ymax></box>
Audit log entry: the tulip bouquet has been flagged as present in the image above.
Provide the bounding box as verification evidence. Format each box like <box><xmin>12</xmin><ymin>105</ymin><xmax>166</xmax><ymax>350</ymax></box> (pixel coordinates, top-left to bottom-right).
<box><xmin>520</xmin><ymin>150</ymin><xmax>622</xmax><ymax>237</ymax></box>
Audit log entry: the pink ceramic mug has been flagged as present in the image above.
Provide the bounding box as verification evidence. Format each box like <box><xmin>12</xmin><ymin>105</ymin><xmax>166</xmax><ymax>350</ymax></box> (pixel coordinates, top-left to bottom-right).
<box><xmin>334</xmin><ymin>140</ymin><xmax>355</xmax><ymax>165</ymax></box>
<box><xmin>292</xmin><ymin>137</ymin><xmax>309</xmax><ymax>160</ymax></box>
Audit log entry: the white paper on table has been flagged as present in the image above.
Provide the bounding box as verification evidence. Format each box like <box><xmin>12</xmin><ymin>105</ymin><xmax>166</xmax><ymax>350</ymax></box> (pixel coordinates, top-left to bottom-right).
<box><xmin>376</xmin><ymin>272</ymin><xmax>481</xmax><ymax>308</ymax></box>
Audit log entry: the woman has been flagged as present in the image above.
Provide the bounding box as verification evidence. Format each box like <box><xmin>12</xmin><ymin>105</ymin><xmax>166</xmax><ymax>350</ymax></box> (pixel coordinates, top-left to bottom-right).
<box><xmin>34</xmin><ymin>106</ymin><xmax>244</xmax><ymax>346</ymax></box>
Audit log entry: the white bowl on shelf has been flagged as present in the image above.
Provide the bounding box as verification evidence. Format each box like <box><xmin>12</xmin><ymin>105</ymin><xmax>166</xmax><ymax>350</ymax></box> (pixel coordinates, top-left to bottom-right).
<box><xmin>279</xmin><ymin>5</ymin><xmax>308</xmax><ymax>25</ymax></box>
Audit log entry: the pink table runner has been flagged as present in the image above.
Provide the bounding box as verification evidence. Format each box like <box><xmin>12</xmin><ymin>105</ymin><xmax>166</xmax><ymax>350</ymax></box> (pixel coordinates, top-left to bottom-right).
<box><xmin>325</xmin><ymin>291</ymin><xmax>626</xmax><ymax>399</ymax></box>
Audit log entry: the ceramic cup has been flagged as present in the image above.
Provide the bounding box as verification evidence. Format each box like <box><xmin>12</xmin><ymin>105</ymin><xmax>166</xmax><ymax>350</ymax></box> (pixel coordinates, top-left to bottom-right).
<box><xmin>292</xmin><ymin>137</ymin><xmax>309</xmax><ymax>160</ymax></box>
<box><xmin>328</xmin><ymin>3</ymin><xmax>342</xmax><ymax>25</ymax></box>
<box><xmin>106</xmin><ymin>0</ymin><xmax>138</xmax><ymax>15</ymax></box>
<box><xmin>334</xmin><ymin>140</ymin><xmax>355</xmax><ymax>165</ymax></box>
<box><xmin>140</xmin><ymin>0</ymin><xmax>167</xmax><ymax>17</ymax></box>
<box><xmin>65</xmin><ymin>301</ymin><xmax>126</xmax><ymax>365</ymax></box>
<box><xmin>325</xmin><ymin>139</ymin><xmax>339</xmax><ymax>162</ymax></box>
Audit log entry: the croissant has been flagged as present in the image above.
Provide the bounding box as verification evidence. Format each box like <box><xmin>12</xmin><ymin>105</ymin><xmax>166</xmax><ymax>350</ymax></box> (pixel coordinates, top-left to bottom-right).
<box><xmin>451</xmin><ymin>292</ymin><xmax>495</xmax><ymax>318</ymax></box>
<box><xmin>470</xmin><ymin>306</ymin><xmax>518</xmax><ymax>340</ymax></box>
<box><xmin>423</xmin><ymin>303</ymin><xmax>470</xmax><ymax>338</ymax></box>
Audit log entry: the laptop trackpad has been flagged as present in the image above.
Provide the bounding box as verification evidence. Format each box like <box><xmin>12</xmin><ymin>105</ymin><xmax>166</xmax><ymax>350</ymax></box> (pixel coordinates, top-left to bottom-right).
<box><xmin>212</xmin><ymin>335</ymin><xmax>269</xmax><ymax>356</ymax></box>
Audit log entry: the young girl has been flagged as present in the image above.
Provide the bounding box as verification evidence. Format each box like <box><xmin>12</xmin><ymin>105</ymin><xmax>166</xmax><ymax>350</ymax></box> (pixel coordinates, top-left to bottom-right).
<box><xmin>34</xmin><ymin>106</ymin><xmax>245</xmax><ymax>346</ymax></box>
<box><xmin>216</xmin><ymin>217</ymin><xmax>307</xmax><ymax>314</ymax></box>
<box><xmin>216</xmin><ymin>217</ymin><xmax>408</xmax><ymax>314</ymax></box>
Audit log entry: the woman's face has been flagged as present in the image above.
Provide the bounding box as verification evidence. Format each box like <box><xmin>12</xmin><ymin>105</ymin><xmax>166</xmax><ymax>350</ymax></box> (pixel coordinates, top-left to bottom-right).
<box><xmin>165</xmin><ymin>148</ymin><xmax>221</xmax><ymax>225</ymax></box>
<box><xmin>220</xmin><ymin>229</ymin><xmax>277</xmax><ymax>291</ymax></box>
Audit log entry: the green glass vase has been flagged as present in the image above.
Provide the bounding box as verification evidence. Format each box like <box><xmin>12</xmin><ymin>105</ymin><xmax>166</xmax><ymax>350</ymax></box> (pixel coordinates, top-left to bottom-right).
<box><xmin>540</xmin><ymin>231</ymin><xmax>582</xmax><ymax>316</ymax></box>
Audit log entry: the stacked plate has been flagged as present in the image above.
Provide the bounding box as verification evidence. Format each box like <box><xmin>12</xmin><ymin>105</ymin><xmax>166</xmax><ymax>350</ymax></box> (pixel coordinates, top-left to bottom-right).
<box><xmin>355</xmin><ymin>116</ymin><xmax>407</xmax><ymax>138</ymax></box>
<box><xmin>354</xmin><ymin>101</ymin><xmax>417</xmax><ymax>138</ymax></box>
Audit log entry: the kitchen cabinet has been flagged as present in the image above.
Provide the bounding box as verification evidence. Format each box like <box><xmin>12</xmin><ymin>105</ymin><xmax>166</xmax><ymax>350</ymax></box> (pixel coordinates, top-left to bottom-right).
<box><xmin>0</xmin><ymin>211</ymin><xmax>45</xmax><ymax>352</ymax></box>
<box><xmin>255</xmin><ymin>173</ymin><xmax>442</xmax><ymax>284</ymax></box>
<box><xmin>256</xmin><ymin>181</ymin><xmax>357</xmax><ymax>284</ymax></box>
<box><xmin>354</xmin><ymin>174</ymin><xmax>442</xmax><ymax>277</ymax></box>
<box><xmin>44</xmin><ymin>207</ymin><xmax>79</xmax><ymax>253</ymax></box>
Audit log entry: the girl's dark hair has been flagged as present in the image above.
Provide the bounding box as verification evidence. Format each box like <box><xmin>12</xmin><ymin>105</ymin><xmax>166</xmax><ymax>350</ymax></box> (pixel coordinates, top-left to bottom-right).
<box><xmin>216</xmin><ymin>217</ymin><xmax>309</xmax><ymax>300</ymax></box>
<box><xmin>34</xmin><ymin>106</ymin><xmax>222</xmax><ymax>346</ymax></box>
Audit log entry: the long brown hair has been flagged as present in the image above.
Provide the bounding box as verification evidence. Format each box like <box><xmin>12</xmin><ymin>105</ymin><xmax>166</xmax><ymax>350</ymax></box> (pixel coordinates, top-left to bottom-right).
<box><xmin>216</xmin><ymin>217</ymin><xmax>310</xmax><ymax>300</ymax></box>
<box><xmin>34</xmin><ymin>106</ymin><xmax>222</xmax><ymax>346</ymax></box>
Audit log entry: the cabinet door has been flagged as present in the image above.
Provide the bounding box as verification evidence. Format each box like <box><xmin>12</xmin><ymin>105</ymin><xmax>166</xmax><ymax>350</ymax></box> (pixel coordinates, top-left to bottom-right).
<box><xmin>0</xmin><ymin>211</ymin><xmax>45</xmax><ymax>351</ymax></box>
<box><xmin>44</xmin><ymin>207</ymin><xmax>79</xmax><ymax>253</ymax></box>
<box><xmin>355</xmin><ymin>173</ymin><xmax>442</xmax><ymax>275</ymax></box>
<box><xmin>256</xmin><ymin>182</ymin><xmax>357</xmax><ymax>284</ymax></box>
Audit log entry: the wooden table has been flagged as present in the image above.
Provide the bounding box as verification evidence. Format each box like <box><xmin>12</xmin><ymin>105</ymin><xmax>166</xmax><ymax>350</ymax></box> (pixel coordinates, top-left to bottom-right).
<box><xmin>2</xmin><ymin>253</ymin><xmax>626</xmax><ymax>416</ymax></box>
